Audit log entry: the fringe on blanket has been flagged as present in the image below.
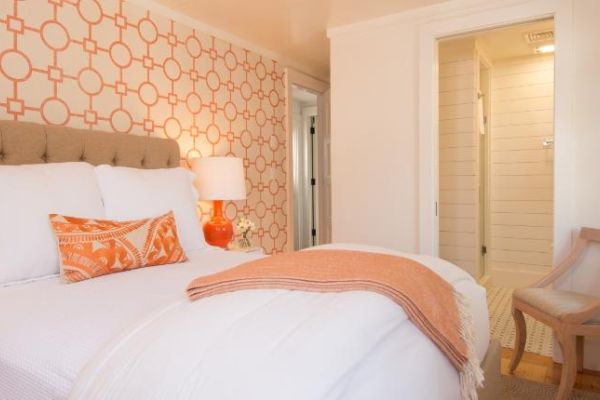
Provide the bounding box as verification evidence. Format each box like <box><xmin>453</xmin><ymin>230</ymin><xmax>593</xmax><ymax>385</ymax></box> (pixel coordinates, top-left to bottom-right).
<box><xmin>456</xmin><ymin>292</ymin><xmax>485</xmax><ymax>400</ymax></box>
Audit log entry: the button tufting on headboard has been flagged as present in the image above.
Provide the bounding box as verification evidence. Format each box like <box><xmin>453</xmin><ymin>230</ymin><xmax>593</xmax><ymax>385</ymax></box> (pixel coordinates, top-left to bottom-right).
<box><xmin>0</xmin><ymin>120</ymin><xmax>180</xmax><ymax>168</ymax></box>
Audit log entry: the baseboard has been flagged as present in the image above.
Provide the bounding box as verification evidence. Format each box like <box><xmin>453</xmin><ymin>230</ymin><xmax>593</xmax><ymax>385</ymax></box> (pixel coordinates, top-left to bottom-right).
<box><xmin>478</xmin><ymin>274</ymin><xmax>492</xmax><ymax>289</ymax></box>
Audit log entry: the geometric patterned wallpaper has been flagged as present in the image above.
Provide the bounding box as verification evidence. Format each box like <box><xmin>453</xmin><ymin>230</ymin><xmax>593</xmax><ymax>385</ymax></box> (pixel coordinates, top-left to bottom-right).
<box><xmin>0</xmin><ymin>0</ymin><xmax>287</xmax><ymax>253</ymax></box>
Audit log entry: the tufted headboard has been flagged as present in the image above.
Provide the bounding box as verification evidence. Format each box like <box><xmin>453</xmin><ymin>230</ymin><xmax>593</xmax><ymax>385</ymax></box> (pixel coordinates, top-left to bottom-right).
<box><xmin>0</xmin><ymin>120</ymin><xmax>180</xmax><ymax>168</ymax></box>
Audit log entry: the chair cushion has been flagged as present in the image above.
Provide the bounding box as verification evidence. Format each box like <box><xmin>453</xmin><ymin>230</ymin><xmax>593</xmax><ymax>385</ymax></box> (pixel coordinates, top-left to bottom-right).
<box><xmin>514</xmin><ymin>288</ymin><xmax>600</xmax><ymax>324</ymax></box>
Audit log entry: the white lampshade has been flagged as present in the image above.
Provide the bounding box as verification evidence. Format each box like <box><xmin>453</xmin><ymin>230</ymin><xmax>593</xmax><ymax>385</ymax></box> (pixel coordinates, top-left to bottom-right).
<box><xmin>191</xmin><ymin>157</ymin><xmax>246</xmax><ymax>201</ymax></box>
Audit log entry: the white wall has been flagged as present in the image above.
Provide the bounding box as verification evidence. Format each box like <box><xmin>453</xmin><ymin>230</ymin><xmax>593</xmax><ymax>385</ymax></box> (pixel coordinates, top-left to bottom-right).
<box><xmin>566</xmin><ymin>0</ymin><xmax>600</xmax><ymax>368</ymax></box>
<box><xmin>329</xmin><ymin>0</ymin><xmax>600</xmax><ymax>370</ymax></box>
<box><xmin>330</xmin><ymin>22</ymin><xmax>419</xmax><ymax>250</ymax></box>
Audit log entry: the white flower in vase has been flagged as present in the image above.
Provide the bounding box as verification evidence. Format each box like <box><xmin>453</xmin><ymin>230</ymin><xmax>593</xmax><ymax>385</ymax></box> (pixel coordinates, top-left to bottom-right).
<box><xmin>235</xmin><ymin>216</ymin><xmax>256</xmax><ymax>249</ymax></box>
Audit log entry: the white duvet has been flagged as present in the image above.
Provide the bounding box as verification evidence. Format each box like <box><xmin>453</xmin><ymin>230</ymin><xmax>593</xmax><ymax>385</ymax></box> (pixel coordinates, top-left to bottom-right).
<box><xmin>0</xmin><ymin>244</ymin><xmax>489</xmax><ymax>400</ymax></box>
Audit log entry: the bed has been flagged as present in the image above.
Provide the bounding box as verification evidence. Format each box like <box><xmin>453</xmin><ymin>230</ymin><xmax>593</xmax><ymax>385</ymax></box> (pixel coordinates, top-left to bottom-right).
<box><xmin>0</xmin><ymin>120</ymin><xmax>500</xmax><ymax>400</ymax></box>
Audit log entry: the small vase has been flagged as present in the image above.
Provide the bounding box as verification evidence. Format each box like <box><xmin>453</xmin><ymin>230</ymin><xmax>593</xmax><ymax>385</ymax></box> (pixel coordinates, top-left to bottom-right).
<box><xmin>238</xmin><ymin>236</ymin><xmax>251</xmax><ymax>249</ymax></box>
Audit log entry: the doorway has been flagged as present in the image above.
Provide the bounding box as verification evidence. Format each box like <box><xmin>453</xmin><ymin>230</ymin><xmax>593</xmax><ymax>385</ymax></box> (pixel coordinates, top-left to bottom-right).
<box><xmin>437</xmin><ymin>18</ymin><xmax>555</xmax><ymax>288</ymax></box>
<box><xmin>292</xmin><ymin>86</ymin><xmax>318</xmax><ymax>250</ymax></box>
<box><xmin>285</xmin><ymin>69</ymin><xmax>331</xmax><ymax>251</ymax></box>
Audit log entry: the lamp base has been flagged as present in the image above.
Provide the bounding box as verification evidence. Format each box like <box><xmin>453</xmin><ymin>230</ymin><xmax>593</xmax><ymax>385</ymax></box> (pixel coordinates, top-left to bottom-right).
<box><xmin>203</xmin><ymin>200</ymin><xmax>233</xmax><ymax>248</ymax></box>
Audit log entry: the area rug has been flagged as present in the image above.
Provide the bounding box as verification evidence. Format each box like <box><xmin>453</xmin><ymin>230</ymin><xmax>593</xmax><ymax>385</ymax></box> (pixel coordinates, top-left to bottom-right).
<box><xmin>501</xmin><ymin>376</ymin><xmax>600</xmax><ymax>400</ymax></box>
<box><xmin>487</xmin><ymin>287</ymin><xmax>553</xmax><ymax>357</ymax></box>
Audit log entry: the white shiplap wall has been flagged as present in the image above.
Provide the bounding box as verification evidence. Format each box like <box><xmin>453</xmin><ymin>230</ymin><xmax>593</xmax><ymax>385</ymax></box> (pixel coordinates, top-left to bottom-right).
<box><xmin>438</xmin><ymin>39</ymin><xmax>479</xmax><ymax>277</ymax></box>
<box><xmin>489</xmin><ymin>54</ymin><xmax>554</xmax><ymax>287</ymax></box>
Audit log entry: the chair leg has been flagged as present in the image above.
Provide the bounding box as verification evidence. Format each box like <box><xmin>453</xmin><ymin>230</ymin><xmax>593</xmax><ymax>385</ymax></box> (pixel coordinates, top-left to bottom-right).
<box><xmin>556</xmin><ymin>334</ymin><xmax>578</xmax><ymax>400</ymax></box>
<box><xmin>509</xmin><ymin>307</ymin><xmax>527</xmax><ymax>373</ymax></box>
<box><xmin>576</xmin><ymin>336</ymin><xmax>584</xmax><ymax>373</ymax></box>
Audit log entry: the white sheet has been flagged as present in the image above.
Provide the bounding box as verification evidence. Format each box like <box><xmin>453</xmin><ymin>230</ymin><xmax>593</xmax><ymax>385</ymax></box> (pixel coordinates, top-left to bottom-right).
<box><xmin>0</xmin><ymin>244</ymin><xmax>489</xmax><ymax>400</ymax></box>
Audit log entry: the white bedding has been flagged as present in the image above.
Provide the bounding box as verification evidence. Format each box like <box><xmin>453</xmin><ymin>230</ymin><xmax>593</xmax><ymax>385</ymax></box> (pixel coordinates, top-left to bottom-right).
<box><xmin>0</xmin><ymin>244</ymin><xmax>489</xmax><ymax>400</ymax></box>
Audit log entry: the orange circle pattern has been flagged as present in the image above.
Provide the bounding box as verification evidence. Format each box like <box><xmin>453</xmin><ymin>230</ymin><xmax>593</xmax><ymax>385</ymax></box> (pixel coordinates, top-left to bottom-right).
<box><xmin>0</xmin><ymin>0</ymin><xmax>288</xmax><ymax>254</ymax></box>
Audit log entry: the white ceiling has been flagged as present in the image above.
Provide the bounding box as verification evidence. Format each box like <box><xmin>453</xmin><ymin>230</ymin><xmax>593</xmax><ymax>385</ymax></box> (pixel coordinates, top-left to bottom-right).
<box><xmin>153</xmin><ymin>0</ymin><xmax>448</xmax><ymax>80</ymax></box>
<box><xmin>473</xmin><ymin>18</ymin><xmax>554</xmax><ymax>61</ymax></box>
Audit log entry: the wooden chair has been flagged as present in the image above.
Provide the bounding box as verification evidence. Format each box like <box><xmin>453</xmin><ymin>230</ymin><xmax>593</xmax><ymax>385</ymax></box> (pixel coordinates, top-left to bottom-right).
<box><xmin>509</xmin><ymin>227</ymin><xmax>600</xmax><ymax>400</ymax></box>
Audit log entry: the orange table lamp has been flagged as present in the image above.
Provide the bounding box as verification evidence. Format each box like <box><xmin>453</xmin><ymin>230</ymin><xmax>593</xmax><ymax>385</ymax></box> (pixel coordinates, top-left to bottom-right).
<box><xmin>192</xmin><ymin>157</ymin><xmax>246</xmax><ymax>248</ymax></box>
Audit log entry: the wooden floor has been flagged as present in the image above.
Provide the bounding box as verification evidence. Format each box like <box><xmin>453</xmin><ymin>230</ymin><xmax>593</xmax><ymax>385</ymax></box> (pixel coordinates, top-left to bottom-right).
<box><xmin>501</xmin><ymin>348</ymin><xmax>600</xmax><ymax>393</ymax></box>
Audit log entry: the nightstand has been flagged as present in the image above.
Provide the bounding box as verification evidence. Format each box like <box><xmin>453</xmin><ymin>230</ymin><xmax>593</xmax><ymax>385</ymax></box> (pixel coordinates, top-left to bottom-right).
<box><xmin>226</xmin><ymin>245</ymin><xmax>264</xmax><ymax>254</ymax></box>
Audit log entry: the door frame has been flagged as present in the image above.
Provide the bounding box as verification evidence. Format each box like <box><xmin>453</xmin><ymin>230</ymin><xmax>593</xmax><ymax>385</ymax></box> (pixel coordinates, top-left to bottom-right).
<box><xmin>417</xmin><ymin>0</ymin><xmax>574</xmax><ymax>267</ymax></box>
<box><xmin>284</xmin><ymin>68</ymin><xmax>330</xmax><ymax>251</ymax></box>
<box><xmin>478</xmin><ymin>53</ymin><xmax>493</xmax><ymax>280</ymax></box>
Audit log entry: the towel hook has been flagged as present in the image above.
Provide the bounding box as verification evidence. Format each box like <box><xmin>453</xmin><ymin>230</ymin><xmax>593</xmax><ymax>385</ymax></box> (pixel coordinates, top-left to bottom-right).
<box><xmin>542</xmin><ymin>137</ymin><xmax>554</xmax><ymax>149</ymax></box>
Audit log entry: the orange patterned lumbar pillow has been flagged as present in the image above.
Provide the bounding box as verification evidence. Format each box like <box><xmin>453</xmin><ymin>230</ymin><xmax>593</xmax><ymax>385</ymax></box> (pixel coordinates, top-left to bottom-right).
<box><xmin>49</xmin><ymin>211</ymin><xmax>188</xmax><ymax>283</ymax></box>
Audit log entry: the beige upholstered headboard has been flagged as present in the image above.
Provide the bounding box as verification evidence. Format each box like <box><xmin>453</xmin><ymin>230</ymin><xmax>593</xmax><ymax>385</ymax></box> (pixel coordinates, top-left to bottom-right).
<box><xmin>0</xmin><ymin>120</ymin><xmax>180</xmax><ymax>168</ymax></box>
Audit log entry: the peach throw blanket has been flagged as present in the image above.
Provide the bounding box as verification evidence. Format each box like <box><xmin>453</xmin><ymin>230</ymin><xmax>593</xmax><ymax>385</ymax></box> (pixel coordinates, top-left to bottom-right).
<box><xmin>186</xmin><ymin>250</ymin><xmax>483</xmax><ymax>399</ymax></box>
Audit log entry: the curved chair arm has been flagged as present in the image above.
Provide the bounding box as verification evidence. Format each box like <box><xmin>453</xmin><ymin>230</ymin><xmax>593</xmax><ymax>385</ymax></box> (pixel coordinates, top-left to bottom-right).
<box><xmin>531</xmin><ymin>237</ymin><xmax>588</xmax><ymax>288</ymax></box>
<box><xmin>561</xmin><ymin>299</ymin><xmax>600</xmax><ymax>324</ymax></box>
<box><xmin>581</xmin><ymin>227</ymin><xmax>600</xmax><ymax>242</ymax></box>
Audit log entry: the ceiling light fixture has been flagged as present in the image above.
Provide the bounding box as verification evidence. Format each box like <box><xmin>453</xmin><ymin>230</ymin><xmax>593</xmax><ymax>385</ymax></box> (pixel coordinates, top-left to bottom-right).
<box><xmin>535</xmin><ymin>44</ymin><xmax>555</xmax><ymax>54</ymax></box>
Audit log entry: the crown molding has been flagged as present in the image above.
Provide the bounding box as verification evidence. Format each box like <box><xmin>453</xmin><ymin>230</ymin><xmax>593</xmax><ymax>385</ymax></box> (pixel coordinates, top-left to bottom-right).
<box><xmin>326</xmin><ymin>0</ymin><xmax>533</xmax><ymax>38</ymax></box>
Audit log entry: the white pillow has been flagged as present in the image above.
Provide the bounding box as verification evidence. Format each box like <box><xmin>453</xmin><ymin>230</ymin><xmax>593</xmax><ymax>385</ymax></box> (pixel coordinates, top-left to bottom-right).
<box><xmin>0</xmin><ymin>162</ymin><xmax>105</xmax><ymax>285</ymax></box>
<box><xmin>94</xmin><ymin>165</ymin><xmax>206</xmax><ymax>252</ymax></box>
